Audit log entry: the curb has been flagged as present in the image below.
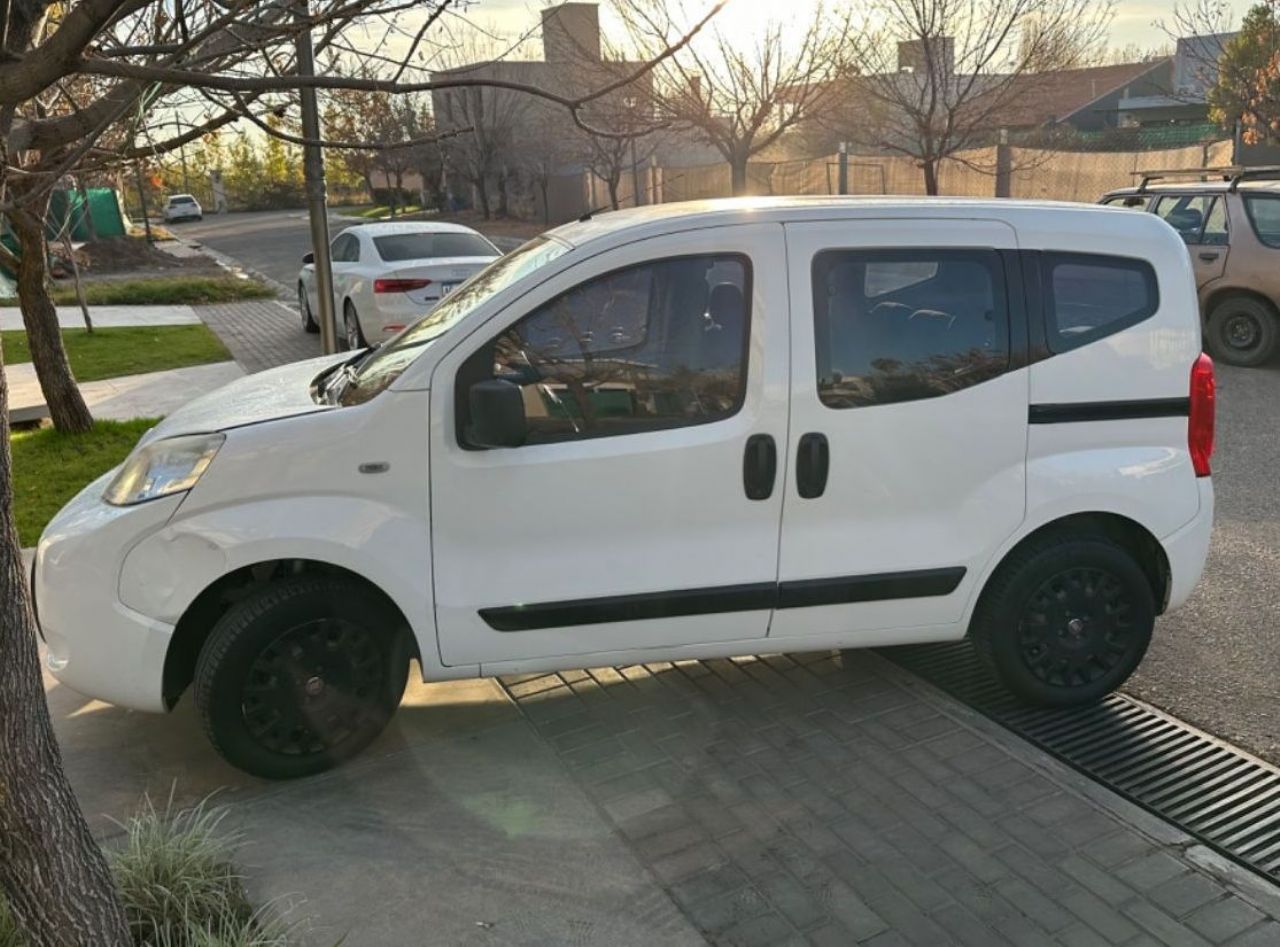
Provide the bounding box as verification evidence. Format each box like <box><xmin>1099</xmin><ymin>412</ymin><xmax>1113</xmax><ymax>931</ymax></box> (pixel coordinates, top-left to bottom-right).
<box><xmin>168</xmin><ymin>236</ymin><xmax>296</xmax><ymax>308</ymax></box>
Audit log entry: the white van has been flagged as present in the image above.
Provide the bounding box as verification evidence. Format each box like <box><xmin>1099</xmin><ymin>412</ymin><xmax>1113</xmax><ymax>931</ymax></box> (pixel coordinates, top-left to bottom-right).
<box><xmin>34</xmin><ymin>198</ymin><xmax>1216</xmax><ymax>779</ymax></box>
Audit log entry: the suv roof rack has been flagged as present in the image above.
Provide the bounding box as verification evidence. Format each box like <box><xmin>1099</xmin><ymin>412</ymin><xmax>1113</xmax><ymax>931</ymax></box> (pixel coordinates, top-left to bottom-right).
<box><xmin>1133</xmin><ymin>165</ymin><xmax>1280</xmax><ymax>193</ymax></box>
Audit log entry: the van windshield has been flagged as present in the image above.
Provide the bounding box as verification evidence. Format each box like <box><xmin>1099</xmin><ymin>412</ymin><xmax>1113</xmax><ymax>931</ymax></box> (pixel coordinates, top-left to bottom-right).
<box><xmin>337</xmin><ymin>235</ymin><xmax>572</xmax><ymax>405</ymax></box>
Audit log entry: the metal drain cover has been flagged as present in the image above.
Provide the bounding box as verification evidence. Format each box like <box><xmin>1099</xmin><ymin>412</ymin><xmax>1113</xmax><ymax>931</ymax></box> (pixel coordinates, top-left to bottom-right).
<box><xmin>883</xmin><ymin>641</ymin><xmax>1280</xmax><ymax>879</ymax></box>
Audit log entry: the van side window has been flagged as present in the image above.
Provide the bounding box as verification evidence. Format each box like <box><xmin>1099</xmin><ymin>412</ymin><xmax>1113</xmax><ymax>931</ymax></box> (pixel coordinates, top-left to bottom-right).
<box><xmin>812</xmin><ymin>249</ymin><xmax>1009</xmax><ymax>409</ymax></box>
<box><xmin>466</xmin><ymin>255</ymin><xmax>751</xmax><ymax>445</ymax></box>
<box><xmin>1042</xmin><ymin>253</ymin><xmax>1158</xmax><ymax>353</ymax></box>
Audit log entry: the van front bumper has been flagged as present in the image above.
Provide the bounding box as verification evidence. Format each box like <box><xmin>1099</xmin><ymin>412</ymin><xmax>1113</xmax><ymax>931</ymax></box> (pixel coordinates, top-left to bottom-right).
<box><xmin>35</xmin><ymin>472</ymin><xmax>184</xmax><ymax>713</ymax></box>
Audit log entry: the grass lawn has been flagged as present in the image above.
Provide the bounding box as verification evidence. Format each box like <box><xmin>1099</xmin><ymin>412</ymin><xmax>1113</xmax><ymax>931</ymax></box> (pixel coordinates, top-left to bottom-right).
<box><xmin>333</xmin><ymin>203</ymin><xmax>425</xmax><ymax>219</ymax></box>
<box><xmin>0</xmin><ymin>275</ymin><xmax>274</xmax><ymax>307</ymax></box>
<box><xmin>2</xmin><ymin>324</ymin><xmax>231</xmax><ymax>382</ymax></box>
<box><xmin>11</xmin><ymin>418</ymin><xmax>156</xmax><ymax>546</ymax></box>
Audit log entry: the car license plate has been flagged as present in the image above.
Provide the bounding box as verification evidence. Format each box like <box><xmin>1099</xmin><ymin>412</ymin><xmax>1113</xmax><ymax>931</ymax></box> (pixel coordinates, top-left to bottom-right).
<box><xmin>440</xmin><ymin>282</ymin><xmax>460</xmax><ymax>297</ymax></box>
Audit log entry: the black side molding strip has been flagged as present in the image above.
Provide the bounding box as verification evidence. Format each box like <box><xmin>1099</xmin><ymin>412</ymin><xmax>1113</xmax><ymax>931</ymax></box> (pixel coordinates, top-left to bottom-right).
<box><xmin>778</xmin><ymin>568</ymin><xmax>966</xmax><ymax>609</ymax></box>
<box><xmin>1029</xmin><ymin>398</ymin><xmax>1190</xmax><ymax>424</ymax></box>
<box><xmin>479</xmin><ymin>567</ymin><xmax>965</xmax><ymax>631</ymax></box>
<box><xmin>480</xmin><ymin>582</ymin><xmax>776</xmax><ymax>632</ymax></box>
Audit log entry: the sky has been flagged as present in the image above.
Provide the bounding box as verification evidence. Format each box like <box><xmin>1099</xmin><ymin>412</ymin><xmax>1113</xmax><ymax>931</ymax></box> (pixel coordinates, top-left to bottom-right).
<box><xmin>423</xmin><ymin>0</ymin><xmax>1257</xmax><ymax>60</ymax></box>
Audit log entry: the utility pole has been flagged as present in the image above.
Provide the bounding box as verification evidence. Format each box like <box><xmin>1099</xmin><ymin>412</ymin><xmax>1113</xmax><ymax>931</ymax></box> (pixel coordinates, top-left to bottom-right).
<box><xmin>295</xmin><ymin>0</ymin><xmax>338</xmax><ymax>354</ymax></box>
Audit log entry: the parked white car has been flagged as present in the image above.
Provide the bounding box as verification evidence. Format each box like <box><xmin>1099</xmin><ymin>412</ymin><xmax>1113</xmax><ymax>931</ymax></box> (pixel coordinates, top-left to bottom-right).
<box><xmin>163</xmin><ymin>194</ymin><xmax>202</xmax><ymax>222</ymax></box>
<box><xmin>35</xmin><ymin>198</ymin><xmax>1215</xmax><ymax>779</ymax></box>
<box><xmin>298</xmin><ymin>221</ymin><xmax>500</xmax><ymax>350</ymax></box>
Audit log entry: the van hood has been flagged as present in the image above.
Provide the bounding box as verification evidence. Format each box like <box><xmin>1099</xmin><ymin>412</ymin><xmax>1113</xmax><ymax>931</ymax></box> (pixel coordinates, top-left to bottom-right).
<box><xmin>144</xmin><ymin>353</ymin><xmax>348</xmax><ymax>442</ymax></box>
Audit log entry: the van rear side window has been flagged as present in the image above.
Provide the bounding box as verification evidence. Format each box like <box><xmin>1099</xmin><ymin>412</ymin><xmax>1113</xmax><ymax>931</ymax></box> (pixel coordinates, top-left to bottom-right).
<box><xmin>1042</xmin><ymin>253</ymin><xmax>1158</xmax><ymax>353</ymax></box>
<box><xmin>812</xmin><ymin>249</ymin><xmax>1010</xmax><ymax>409</ymax></box>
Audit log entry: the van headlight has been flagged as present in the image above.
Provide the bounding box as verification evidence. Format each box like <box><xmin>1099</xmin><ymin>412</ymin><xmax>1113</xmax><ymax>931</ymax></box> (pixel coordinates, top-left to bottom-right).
<box><xmin>103</xmin><ymin>434</ymin><xmax>224</xmax><ymax>506</ymax></box>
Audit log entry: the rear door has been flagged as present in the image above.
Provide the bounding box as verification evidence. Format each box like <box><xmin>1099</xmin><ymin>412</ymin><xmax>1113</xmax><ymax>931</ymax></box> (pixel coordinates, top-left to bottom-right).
<box><xmin>771</xmin><ymin>219</ymin><xmax>1028</xmax><ymax>643</ymax></box>
<box><xmin>1152</xmin><ymin>194</ymin><xmax>1230</xmax><ymax>288</ymax></box>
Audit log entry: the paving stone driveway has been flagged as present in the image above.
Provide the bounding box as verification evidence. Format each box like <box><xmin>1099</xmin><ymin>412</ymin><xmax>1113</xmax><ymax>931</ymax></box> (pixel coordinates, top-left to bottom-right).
<box><xmin>198</xmin><ymin>299</ymin><xmax>320</xmax><ymax>374</ymax></box>
<box><xmin>499</xmin><ymin>651</ymin><xmax>1280</xmax><ymax>946</ymax></box>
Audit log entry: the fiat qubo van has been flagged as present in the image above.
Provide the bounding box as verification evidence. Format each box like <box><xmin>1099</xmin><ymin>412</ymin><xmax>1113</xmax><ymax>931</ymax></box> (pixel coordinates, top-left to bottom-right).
<box><xmin>34</xmin><ymin>198</ymin><xmax>1216</xmax><ymax>778</ymax></box>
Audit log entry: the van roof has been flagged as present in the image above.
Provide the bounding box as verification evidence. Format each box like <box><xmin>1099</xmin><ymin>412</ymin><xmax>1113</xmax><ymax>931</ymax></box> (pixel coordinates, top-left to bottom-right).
<box><xmin>546</xmin><ymin>195</ymin><xmax>1172</xmax><ymax>248</ymax></box>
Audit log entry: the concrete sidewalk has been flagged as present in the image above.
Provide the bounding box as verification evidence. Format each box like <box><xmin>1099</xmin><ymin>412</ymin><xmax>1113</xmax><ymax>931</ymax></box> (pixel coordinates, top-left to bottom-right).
<box><xmin>8</xmin><ymin>360</ymin><xmax>243</xmax><ymax>421</ymax></box>
<box><xmin>46</xmin><ymin>647</ymin><xmax>1280</xmax><ymax>946</ymax></box>
<box><xmin>0</xmin><ymin>304</ymin><xmax>200</xmax><ymax>330</ymax></box>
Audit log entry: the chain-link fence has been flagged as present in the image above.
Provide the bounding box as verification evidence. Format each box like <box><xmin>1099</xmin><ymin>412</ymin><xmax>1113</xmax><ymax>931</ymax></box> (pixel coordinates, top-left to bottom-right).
<box><xmin>545</xmin><ymin>137</ymin><xmax>1236</xmax><ymax>221</ymax></box>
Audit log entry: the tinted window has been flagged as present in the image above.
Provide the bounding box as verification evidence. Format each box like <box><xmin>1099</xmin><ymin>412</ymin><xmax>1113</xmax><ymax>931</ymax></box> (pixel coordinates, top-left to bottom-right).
<box><xmin>463</xmin><ymin>255</ymin><xmax>750</xmax><ymax>445</ymax></box>
<box><xmin>813</xmin><ymin>249</ymin><xmax>1009</xmax><ymax>409</ymax></box>
<box><xmin>330</xmin><ymin>234</ymin><xmax>358</xmax><ymax>262</ymax></box>
<box><xmin>374</xmin><ymin>232</ymin><xmax>497</xmax><ymax>261</ymax></box>
<box><xmin>1154</xmin><ymin>194</ymin><xmax>1226</xmax><ymax>245</ymax></box>
<box><xmin>1042</xmin><ymin>253</ymin><xmax>1158</xmax><ymax>352</ymax></box>
<box><xmin>1103</xmin><ymin>195</ymin><xmax>1150</xmax><ymax>210</ymax></box>
<box><xmin>1244</xmin><ymin>195</ymin><xmax>1280</xmax><ymax>248</ymax></box>
<box><xmin>169</xmin><ymin>196</ymin><xmax>196</xmax><ymax>205</ymax></box>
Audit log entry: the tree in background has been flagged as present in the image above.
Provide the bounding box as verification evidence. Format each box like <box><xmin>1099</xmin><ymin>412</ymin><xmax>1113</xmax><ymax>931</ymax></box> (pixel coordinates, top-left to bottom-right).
<box><xmin>833</xmin><ymin>0</ymin><xmax>1114</xmax><ymax>194</ymax></box>
<box><xmin>622</xmin><ymin>1</ymin><xmax>851</xmax><ymax>195</ymax></box>
<box><xmin>1208</xmin><ymin>1</ymin><xmax>1280</xmax><ymax>144</ymax></box>
<box><xmin>0</xmin><ymin>0</ymin><xmax>725</xmax><ymax>938</ymax></box>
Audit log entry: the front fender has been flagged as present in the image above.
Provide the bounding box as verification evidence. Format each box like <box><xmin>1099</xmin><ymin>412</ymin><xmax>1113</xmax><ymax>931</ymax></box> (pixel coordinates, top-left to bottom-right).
<box><xmin>119</xmin><ymin>495</ymin><xmax>440</xmax><ymax>672</ymax></box>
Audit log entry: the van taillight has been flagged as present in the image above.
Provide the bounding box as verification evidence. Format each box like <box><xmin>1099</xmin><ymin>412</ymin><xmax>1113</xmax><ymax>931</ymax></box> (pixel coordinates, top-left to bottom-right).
<box><xmin>1189</xmin><ymin>353</ymin><xmax>1215</xmax><ymax>477</ymax></box>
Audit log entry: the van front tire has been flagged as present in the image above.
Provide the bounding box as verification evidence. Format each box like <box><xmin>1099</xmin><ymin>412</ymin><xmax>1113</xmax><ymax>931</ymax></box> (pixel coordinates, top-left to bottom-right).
<box><xmin>194</xmin><ymin>576</ymin><xmax>410</xmax><ymax>779</ymax></box>
<box><xmin>971</xmin><ymin>535</ymin><xmax>1154</xmax><ymax>707</ymax></box>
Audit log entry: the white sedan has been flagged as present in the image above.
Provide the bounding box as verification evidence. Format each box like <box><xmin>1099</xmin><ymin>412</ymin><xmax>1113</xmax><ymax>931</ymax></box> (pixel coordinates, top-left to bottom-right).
<box><xmin>298</xmin><ymin>221</ymin><xmax>501</xmax><ymax>350</ymax></box>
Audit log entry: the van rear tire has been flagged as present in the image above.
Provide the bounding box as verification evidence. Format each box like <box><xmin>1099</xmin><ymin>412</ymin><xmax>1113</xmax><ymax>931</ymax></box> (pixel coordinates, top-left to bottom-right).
<box><xmin>194</xmin><ymin>576</ymin><xmax>410</xmax><ymax>779</ymax></box>
<box><xmin>971</xmin><ymin>534</ymin><xmax>1154</xmax><ymax>707</ymax></box>
<box><xmin>1206</xmin><ymin>295</ymin><xmax>1278</xmax><ymax>367</ymax></box>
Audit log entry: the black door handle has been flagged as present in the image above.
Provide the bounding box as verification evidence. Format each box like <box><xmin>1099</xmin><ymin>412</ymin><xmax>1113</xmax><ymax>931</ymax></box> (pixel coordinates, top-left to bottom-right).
<box><xmin>743</xmin><ymin>434</ymin><xmax>777</xmax><ymax>500</ymax></box>
<box><xmin>796</xmin><ymin>433</ymin><xmax>829</xmax><ymax>499</ymax></box>
<box><xmin>1198</xmin><ymin>252</ymin><xmax>1219</xmax><ymax>262</ymax></box>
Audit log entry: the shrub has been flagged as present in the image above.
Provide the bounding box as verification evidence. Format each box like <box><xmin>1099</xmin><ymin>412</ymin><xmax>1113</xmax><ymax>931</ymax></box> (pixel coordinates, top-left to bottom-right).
<box><xmin>0</xmin><ymin>796</ymin><xmax>301</xmax><ymax>947</ymax></box>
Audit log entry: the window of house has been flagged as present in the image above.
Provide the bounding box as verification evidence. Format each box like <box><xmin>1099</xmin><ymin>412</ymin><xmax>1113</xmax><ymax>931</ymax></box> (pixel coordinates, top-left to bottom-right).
<box><xmin>1042</xmin><ymin>253</ymin><xmax>1159</xmax><ymax>352</ymax></box>
<box><xmin>462</xmin><ymin>255</ymin><xmax>751</xmax><ymax>445</ymax></box>
<box><xmin>812</xmin><ymin>249</ymin><xmax>1009</xmax><ymax>409</ymax></box>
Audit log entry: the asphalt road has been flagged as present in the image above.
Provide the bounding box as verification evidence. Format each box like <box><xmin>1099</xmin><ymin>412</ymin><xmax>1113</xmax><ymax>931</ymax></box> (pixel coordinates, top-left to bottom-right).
<box><xmin>183</xmin><ymin>209</ymin><xmax>1280</xmax><ymax>764</ymax></box>
<box><xmin>177</xmin><ymin>209</ymin><xmax>321</xmax><ymax>290</ymax></box>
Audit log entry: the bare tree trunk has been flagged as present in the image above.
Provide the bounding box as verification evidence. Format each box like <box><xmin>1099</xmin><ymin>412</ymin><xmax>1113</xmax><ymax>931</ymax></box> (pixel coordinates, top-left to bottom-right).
<box><xmin>475</xmin><ymin>177</ymin><xmax>492</xmax><ymax>219</ymax></box>
<box><xmin>10</xmin><ymin>196</ymin><xmax>93</xmax><ymax>434</ymax></box>
<box><xmin>0</xmin><ymin>201</ymin><xmax>129</xmax><ymax>947</ymax></box>
<box><xmin>607</xmin><ymin>175</ymin><xmax>620</xmax><ymax>210</ymax></box>
<box><xmin>0</xmin><ymin>372</ymin><xmax>130</xmax><ymax>946</ymax></box>
<box><xmin>496</xmin><ymin>168</ymin><xmax>510</xmax><ymax>218</ymax></box>
<box><xmin>730</xmin><ymin>156</ymin><xmax>749</xmax><ymax>196</ymax></box>
<box><xmin>76</xmin><ymin>182</ymin><xmax>98</xmax><ymax>243</ymax></box>
<box><xmin>922</xmin><ymin>158</ymin><xmax>940</xmax><ymax>196</ymax></box>
<box><xmin>539</xmin><ymin>179</ymin><xmax>550</xmax><ymax>225</ymax></box>
<box><xmin>60</xmin><ymin>230</ymin><xmax>93</xmax><ymax>334</ymax></box>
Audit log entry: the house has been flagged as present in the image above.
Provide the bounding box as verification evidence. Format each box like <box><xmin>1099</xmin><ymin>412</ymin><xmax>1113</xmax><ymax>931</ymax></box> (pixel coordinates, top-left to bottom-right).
<box><xmin>1116</xmin><ymin>33</ymin><xmax>1235</xmax><ymax>127</ymax></box>
<box><xmin>994</xmin><ymin>59</ymin><xmax>1174</xmax><ymax>133</ymax></box>
<box><xmin>429</xmin><ymin>3</ymin><xmax>654</xmax><ymax>211</ymax></box>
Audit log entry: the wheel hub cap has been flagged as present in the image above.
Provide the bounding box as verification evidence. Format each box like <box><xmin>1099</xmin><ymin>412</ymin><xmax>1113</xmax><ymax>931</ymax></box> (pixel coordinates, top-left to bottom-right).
<box><xmin>1227</xmin><ymin>314</ymin><xmax>1259</xmax><ymax>349</ymax></box>
<box><xmin>1018</xmin><ymin>567</ymin><xmax>1135</xmax><ymax>688</ymax></box>
<box><xmin>240</xmin><ymin>618</ymin><xmax>384</xmax><ymax>756</ymax></box>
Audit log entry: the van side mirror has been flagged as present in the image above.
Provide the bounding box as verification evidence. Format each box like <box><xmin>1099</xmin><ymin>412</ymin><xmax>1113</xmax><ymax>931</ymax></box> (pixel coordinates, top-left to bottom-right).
<box><xmin>302</xmin><ymin>251</ymin><xmax>315</xmax><ymax>265</ymax></box>
<box><xmin>467</xmin><ymin>379</ymin><xmax>526</xmax><ymax>448</ymax></box>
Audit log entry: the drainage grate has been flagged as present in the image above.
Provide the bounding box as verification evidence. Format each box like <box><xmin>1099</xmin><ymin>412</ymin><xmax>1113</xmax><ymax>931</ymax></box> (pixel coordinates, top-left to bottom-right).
<box><xmin>882</xmin><ymin>641</ymin><xmax>1280</xmax><ymax>881</ymax></box>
